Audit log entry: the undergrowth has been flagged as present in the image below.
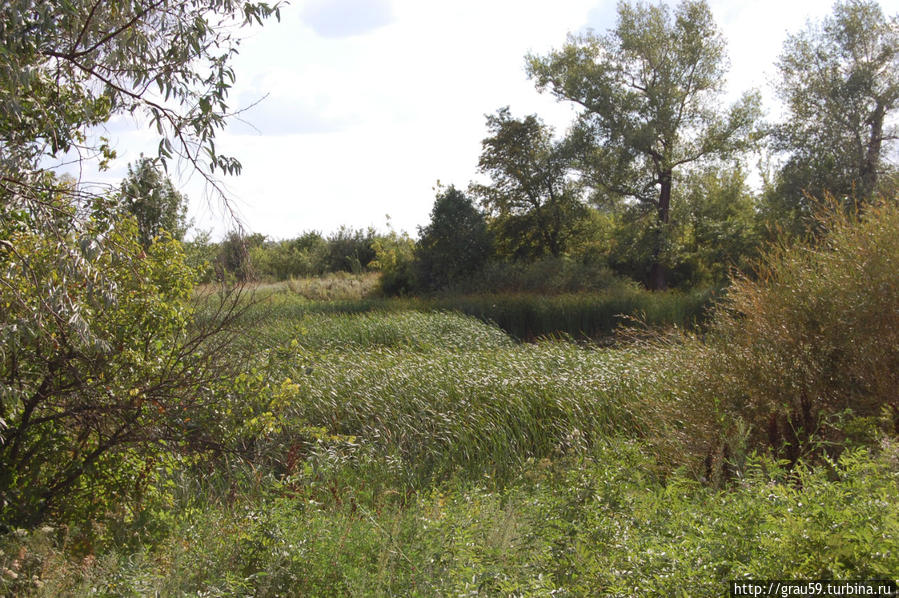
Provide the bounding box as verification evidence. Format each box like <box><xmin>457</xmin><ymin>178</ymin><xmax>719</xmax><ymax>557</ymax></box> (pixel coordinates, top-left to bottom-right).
<box><xmin>4</xmin><ymin>203</ymin><xmax>899</xmax><ymax>596</ymax></box>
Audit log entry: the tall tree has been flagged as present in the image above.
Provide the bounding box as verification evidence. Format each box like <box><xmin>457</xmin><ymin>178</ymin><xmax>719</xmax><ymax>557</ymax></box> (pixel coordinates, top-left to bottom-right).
<box><xmin>415</xmin><ymin>185</ymin><xmax>492</xmax><ymax>291</ymax></box>
<box><xmin>121</xmin><ymin>156</ymin><xmax>189</xmax><ymax>247</ymax></box>
<box><xmin>528</xmin><ymin>0</ymin><xmax>760</xmax><ymax>289</ymax></box>
<box><xmin>769</xmin><ymin>0</ymin><xmax>899</xmax><ymax>233</ymax></box>
<box><xmin>473</xmin><ymin>107</ymin><xmax>587</xmax><ymax>259</ymax></box>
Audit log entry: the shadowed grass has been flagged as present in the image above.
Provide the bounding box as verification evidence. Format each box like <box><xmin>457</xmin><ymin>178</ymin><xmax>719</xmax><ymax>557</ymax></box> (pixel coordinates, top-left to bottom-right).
<box><xmin>238</xmin><ymin>284</ymin><xmax>716</xmax><ymax>345</ymax></box>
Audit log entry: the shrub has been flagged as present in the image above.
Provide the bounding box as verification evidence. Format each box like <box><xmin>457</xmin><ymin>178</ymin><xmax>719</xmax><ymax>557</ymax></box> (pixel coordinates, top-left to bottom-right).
<box><xmin>0</xmin><ymin>192</ymin><xmax>247</xmax><ymax>526</ymax></box>
<box><xmin>667</xmin><ymin>200</ymin><xmax>899</xmax><ymax>472</ymax></box>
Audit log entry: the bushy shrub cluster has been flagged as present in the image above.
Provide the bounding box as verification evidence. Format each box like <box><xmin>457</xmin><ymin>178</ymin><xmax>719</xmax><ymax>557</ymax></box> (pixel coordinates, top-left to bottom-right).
<box><xmin>639</xmin><ymin>201</ymin><xmax>899</xmax><ymax>476</ymax></box>
<box><xmin>704</xmin><ymin>201</ymin><xmax>899</xmax><ymax>465</ymax></box>
<box><xmin>192</xmin><ymin>227</ymin><xmax>383</xmax><ymax>283</ymax></box>
<box><xmin>3</xmin><ymin>440</ymin><xmax>896</xmax><ymax>596</ymax></box>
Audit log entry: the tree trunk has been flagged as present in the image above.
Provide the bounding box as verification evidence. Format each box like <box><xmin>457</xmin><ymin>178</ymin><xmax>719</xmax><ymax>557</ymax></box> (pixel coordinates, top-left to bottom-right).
<box><xmin>649</xmin><ymin>169</ymin><xmax>672</xmax><ymax>291</ymax></box>
<box><xmin>861</xmin><ymin>102</ymin><xmax>885</xmax><ymax>201</ymax></box>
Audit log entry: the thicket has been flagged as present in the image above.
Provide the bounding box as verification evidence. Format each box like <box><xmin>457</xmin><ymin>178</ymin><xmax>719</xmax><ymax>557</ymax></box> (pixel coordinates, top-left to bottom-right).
<box><xmin>4</xmin><ymin>200</ymin><xmax>899</xmax><ymax>592</ymax></box>
<box><xmin>692</xmin><ymin>200</ymin><xmax>899</xmax><ymax>470</ymax></box>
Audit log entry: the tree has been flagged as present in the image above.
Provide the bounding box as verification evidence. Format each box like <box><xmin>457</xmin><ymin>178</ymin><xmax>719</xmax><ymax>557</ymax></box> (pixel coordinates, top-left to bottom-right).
<box><xmin>768</xmin><ymin>0</ymin><xmax>899</xmax><ymax>234</ymax></box>
<box><xmin>669</xmin><ymin>165</ymin><xmax>761</xmax><ymax>285</ymax></box>
<box><xmin>527</xmin><ymin>0</ymin><xmax>760</xmax><ymax>289</ymax></box>
<box><xmin>0</xmin><ymin>0</ymin><xmax>280</xmax><ymax>192</ymax></box>
<box><xmin>473</xmin><ymin>107</ymin><xmax>588</xmax><ymax>259</ymax></box>
<box><xmin>120</xmin><ymin>156</ymin><xmax>189</xmax><ymax>247</ymax></box>
<box><xmin>0</xmin><ymin>0</ymin><xmax>279</xmax><ymax>524</ymax></box>
<box><xmin>217</xmin><ymin>230</ymin><xmax>266</xmax><ymax>281</ymax></box>
<box><xmin>415</xmin><ymin>186</ymin><xmax>493</xmax><ymax>292</ymax></box>
<box><xmin>0</xmin><ymin>190</ymin><xmax>252</xmax><ymax>525</ymax></box>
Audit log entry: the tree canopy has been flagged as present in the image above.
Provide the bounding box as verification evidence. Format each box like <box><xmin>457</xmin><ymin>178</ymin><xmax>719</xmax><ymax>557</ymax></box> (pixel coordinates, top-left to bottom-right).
<box><xmin>527</xmin><ymin>0</ymin><xmax>760</xmax><ymax>288</ymax></box>
<box><xmin>767</xmin><ymin>0</ymin><xmax>899</xmax><ymax>233</ymax></box>
<box><xmin>473</xmin><ymin>107</ymin><xmax>588</xmax><ymax>259</ymax></box>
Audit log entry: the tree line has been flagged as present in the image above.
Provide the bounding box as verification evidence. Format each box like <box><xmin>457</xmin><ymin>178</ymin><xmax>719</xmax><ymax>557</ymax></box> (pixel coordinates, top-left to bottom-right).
<box><xmin>172</xmin><ymin>0</ymin><xmax>899</xmax><ymax>293</ymax></box>
<box><xmin>458</xmin><ymin>0</ymin><xmax>897</xmax><ymax>291</ymax></box>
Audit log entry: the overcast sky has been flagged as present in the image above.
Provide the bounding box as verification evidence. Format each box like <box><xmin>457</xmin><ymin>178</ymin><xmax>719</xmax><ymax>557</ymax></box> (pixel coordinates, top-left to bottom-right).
<box><xmin>73</xmin><ymin>0</ymin><xmax>899</xmax><ymax>240</ymax></box>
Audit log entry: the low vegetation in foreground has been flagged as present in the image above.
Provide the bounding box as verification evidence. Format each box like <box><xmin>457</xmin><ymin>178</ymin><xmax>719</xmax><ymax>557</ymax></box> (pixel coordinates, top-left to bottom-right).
<box><xmin>4</xmin><ymin>0</ymin><xmax>899</xmax><ymax>595</ymax></box>
<box><xmin>2</xmin><ymin>203</ymin><xmax>899</xmax><ymax>596</ymax></box>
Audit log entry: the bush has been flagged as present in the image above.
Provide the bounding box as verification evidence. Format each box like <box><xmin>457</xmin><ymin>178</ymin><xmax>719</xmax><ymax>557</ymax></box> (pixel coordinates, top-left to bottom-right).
<box><xmin>371</xmin><ymin>228</ymin><xmax>416</xmax><ymax>296</ymax></box>
<box><xmin>656</xmin><ymin>200</ymin><xmax>899</xmax><ymax>474</ymax></box>
<box><xmin>0</xmin><ymin>191</ymin><xmax>247</xmax><ymax>526</ymax></box>
<box><xmin>323</xmin><ymin>227</ymin><xmax>377</xmax><ymax>274</ymax></box>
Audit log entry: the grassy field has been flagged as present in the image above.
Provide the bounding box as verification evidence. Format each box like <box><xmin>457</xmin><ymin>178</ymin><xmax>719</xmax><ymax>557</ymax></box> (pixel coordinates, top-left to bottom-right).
<box><xmin>6</xmin><ymin>205</ymin><xmax>899</xmax><ymax>596</ymax></box>
<box><xmin>4</xmin><ymin>305</ymin><xmax>897</xmax><ymax>597</ymax></box>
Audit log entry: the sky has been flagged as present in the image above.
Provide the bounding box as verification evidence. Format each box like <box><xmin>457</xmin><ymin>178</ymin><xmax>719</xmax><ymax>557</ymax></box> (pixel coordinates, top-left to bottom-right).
<box><xmin>69</xmin><ymin>0</ymin><xmax>899</xmax><ymax>240</ymax></box>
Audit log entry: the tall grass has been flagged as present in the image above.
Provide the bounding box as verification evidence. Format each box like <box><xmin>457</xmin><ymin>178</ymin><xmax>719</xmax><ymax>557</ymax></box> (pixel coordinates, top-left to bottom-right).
<box><xmin>283</xmin><ymin>340</ymin><xmax>665</xmax><ymax>484</ymax></box>
<box><xmin>5</xmin><ymin>440</ymin><xmax>897</xmax><ymax>596</ymax></box>
<box><xmin>239</xmin><ymin>284</ymin><xmax>715</xmax><ymax>344</ymax></box>
<box><xmin>429</xmin><ymin>287</ymin><xmax>714</xmax><ymax>340</ymax></box>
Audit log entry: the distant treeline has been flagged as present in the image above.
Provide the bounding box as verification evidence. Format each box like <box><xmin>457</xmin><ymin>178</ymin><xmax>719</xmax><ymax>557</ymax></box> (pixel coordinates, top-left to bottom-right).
<box><xmin>189</xmin><ymin>171</ymin><xmax>762</xmax><ymax>296</ymax></box>
<box><xmin>187</xmin><ymin>227</ymin><xmax>382</xmax><ymax>282</ymax></box>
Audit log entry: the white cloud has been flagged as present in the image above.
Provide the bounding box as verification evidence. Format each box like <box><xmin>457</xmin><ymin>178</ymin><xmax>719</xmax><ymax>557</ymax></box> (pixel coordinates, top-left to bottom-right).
<box><xmin>67</xmin><ymin>0</ymin><xmax>899</xmax><ymax>240</ymax></box>
<box><xmin>300</xmin><ymin>0</ymin><xmax>395</xmax><ymax>38</ymax></box>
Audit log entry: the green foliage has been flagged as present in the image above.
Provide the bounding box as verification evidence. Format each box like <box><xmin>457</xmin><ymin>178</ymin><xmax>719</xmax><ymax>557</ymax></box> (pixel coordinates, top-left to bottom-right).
<box><xmin>0</xmin><ymin>0</ymin><xmax>280</xmax><ymax>527</ymax></box>
<box><xmin>247</xmin><ymin>232</ymin><xmax>330</xmax><ymax>280</ymax></box>
<box><xmin>246</xmin><ymin>281</ymin><xmax>712</xmax><ymax>343</ymax></box>
<box><xmin>473</xmin><ymin>108</ymin><xmax>588</xmax><ymax>259</ymax></box>
<box><xmin>0</xmin><ymin>188</ymin><xmax>244</xmax><ymax>525</ymax></box>
<box><xmin>323</xmin><ymin>226</ymin><xmax>377</xmax><ymax>274</ymax></box>
<box><xmin>609</xmin><ymin>165</ymin><xmax>761</xmax><ymax>288</ymax></box>
<box><xmin>767</xmin><ymin>0</ymin><xmax>899</xmax><ymax>236</ymax></box>
<box><xmin>528</xmin><ymin>0</ymin><xmax>761</xmax><ymax>288</ymax></box>
<box><xmin>371</xmin><ymin>225</ymin><xmax>416</xmax><ymax>296</ymax></box>
<box><xmin>670</xmin><ymin>165</ymin><xmax>761</xmax><ymax>285</ymax></box>
<box><xmin>119</xmin><ymin>156</ymin><xmax>189</xmax><ymax>247</ymax></box>
<box><xmin>5</xmin><ymin>1</ymin><xmax>899</xmax><ymax>590</ymax></box>
<box><xmin>694</xmin><ymin>200</ymin><xmax>899</xmax><ymax>466</ymax></box>
<box><xmin>288</xmin><ymin>311</ymin><xmax>514</xmax><ymax>353</ymax></box>
<box><xmin>4</xmin><ymin>441</ymin><xmax>897</xmax><ymax>596</ymax></box>
<box><xmin>256</xmin><ymin>272</ymin><xmax>380</xmax><ymax>302</ymax></box>
<box><xmin>182</xmin><ymin>229</ymin><xmax>218</xmax><ymax>283</ymax></box>
<box><xmin>242</xmin><ymin>316</ymin><xmax>652</xmax><ymax>486</ymax></box>
<box><xmin>414</xmin><ymin>186</ymin><xmax>493</xmax><ymax>292</ymax></box>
